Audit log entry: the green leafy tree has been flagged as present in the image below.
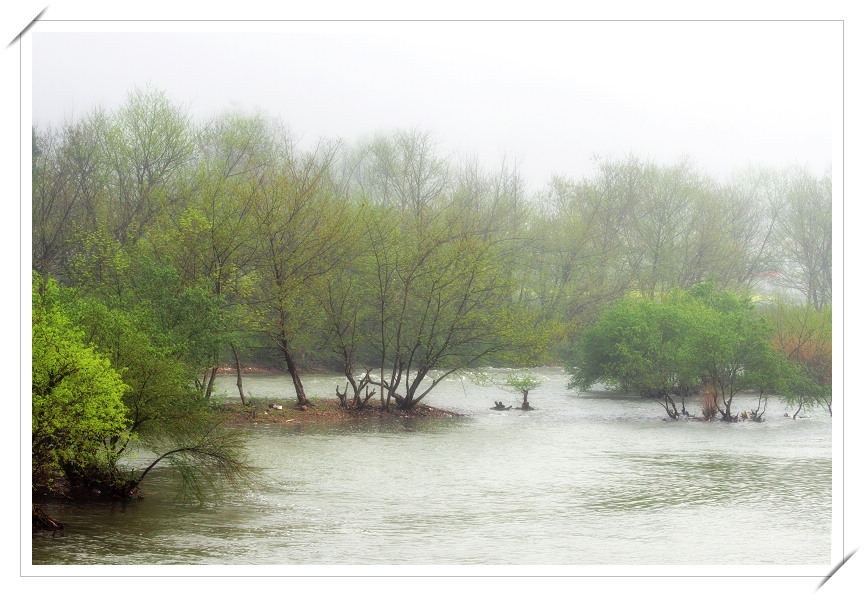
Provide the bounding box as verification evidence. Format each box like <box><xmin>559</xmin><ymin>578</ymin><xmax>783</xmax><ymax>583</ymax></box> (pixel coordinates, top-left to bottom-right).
<box><xmin>504</xmin><ymin>374</ymin><xmax>543</xmax><ymax>410</ymax></box>
<box><xmin>361</xmin><ymin>197</ymin><xmax>553</xmax><ymax>412</ymax></box>
<box><xmin>32</xmin><ymin>275</ymin><xmax>128</xmax><ymax>491</ymax></box>
<box><xmin>686</xmin><ymin>281</ymin><xmax>778</xmax><ymax>421</ymax></box>
<box><xmin>244</xmin><ymin>137</ymin><xmax>350</xmax><ymax>407</ymax></box>
<box><xmin>567</xmin><ymin>292</ymin><xmax>700</xmax><ymax>418</ymax></box>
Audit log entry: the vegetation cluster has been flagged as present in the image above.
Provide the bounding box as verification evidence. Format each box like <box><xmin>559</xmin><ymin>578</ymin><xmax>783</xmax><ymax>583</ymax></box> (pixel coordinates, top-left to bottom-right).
<box><xmin>32</xmin><ymin>86</ymin><xmax>832</xmax><ymax>504</ymax></box>
<box><xmin>568</xmin><ymin>281</ymin><xmax>831</xmax><ymax>421</ymax></box>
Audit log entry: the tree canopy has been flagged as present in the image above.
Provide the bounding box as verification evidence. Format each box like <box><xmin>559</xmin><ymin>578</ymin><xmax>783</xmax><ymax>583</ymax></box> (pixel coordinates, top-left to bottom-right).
<box><xmin>567</xmin><ymin>282</ymin><xmax>802</xmax><ymax>420</ymax></box>
<box><xmin>32</xmin><ymin>86</ymin><xmax>832</xmax><ymax>504</ymax></box>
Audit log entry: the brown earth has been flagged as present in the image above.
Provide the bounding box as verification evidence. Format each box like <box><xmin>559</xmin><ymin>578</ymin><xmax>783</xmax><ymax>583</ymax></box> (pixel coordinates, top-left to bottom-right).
<box><xmin>214</xmin><ymin>398</ymin><xmax>464</xmax><ymax>425</ymax></box>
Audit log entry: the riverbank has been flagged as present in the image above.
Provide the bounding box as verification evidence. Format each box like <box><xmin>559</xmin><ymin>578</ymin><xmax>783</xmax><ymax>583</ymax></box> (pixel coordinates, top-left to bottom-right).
<box><xmin>215</xmin><ymin>398</ymin><xmax>464</xmax><ymax>425</ymax></box>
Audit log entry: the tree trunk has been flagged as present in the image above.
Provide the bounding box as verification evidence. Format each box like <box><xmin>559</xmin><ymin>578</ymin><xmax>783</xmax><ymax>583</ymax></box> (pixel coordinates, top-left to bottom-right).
<box><xmin>280</xmin><ymin>343</ymin><xmax>309</xmax><ymax>407</ymax></box>
<box><xmin>521</xmin><ymin>389</ymin><xmax>530</xmax><ymax>409</ymax></box>
<box><xmin>231</xmin><ymin>343</ymin><xmax>247</xmax><ymax>406</ymax></box>
<box><xmin>204</xmin><ymin>361</ymin><xmax>219</xmax><ymax>401</ymax></box>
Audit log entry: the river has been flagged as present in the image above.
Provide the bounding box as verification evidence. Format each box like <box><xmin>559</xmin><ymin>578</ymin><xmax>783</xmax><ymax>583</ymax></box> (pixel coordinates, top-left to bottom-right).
<box><xmin>31</xmin><ymin>367</ymin><xmax>831</xmax><ymax>566</ymax></box>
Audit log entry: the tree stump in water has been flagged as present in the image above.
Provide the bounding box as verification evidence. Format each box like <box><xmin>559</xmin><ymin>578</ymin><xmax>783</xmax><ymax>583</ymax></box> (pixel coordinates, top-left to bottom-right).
<box><xmin>32</xmin><ymin>504</ymin><xmax>63</xmax><ymax>533</ymax></box>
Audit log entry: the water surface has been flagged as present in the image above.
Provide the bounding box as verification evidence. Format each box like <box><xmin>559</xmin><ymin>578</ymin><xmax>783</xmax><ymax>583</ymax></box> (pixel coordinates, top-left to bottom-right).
<box><xmin>32</xmin><ymin>368</ymin><xmax>831</xmax><ymax>565</ymax></box>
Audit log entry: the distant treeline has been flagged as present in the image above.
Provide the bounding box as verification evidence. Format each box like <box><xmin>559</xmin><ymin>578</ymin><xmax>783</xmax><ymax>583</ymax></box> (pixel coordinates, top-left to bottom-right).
<box><xmin>32</xmin><ymin>85</ymin><xmax>831</xmax><ymax>404</ymax></box>
<box><xmin>31</xmin><ymin>85</ymin><xmax>832</xmax><ymax>501</ymax></box>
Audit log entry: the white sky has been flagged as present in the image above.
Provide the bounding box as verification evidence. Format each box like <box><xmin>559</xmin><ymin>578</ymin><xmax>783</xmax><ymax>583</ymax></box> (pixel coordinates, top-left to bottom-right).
<box><xmin>29</xmin><ymin>20</ymin><xmax>840</xmax><ymax>190</ymax></box>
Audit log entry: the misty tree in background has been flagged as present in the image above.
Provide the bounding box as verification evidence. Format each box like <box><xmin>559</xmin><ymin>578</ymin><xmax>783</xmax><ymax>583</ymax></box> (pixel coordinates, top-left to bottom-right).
<box><xmin>32</xmin><ymin>121</ymin><xmax>102</xmax><ymax>279</ymax></box>
<box><xmin>350</xmin><ymin>128</ymin><xmax>452</xmax><ymax>213</ymax></box>
<box><xmin>531</xmin><ymin>169</ymin><xmax>632</xmax><ymax>337</ymax></box>
<box><xmin>773</xmin><ymin>168</ymin><xmax>832</xmax><ymax>309</ymax></box>
<box><xmin>98</xmin><ymin>85</ymin><xmax>196</xmax><ymax>246</ymax></box>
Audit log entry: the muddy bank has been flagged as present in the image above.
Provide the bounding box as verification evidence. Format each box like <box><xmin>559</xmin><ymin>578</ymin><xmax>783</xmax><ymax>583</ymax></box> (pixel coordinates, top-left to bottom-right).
<box><xmin>214</xmin><ymin>398</ymin><xmax>464</xmax><ymax>425</ymax></box>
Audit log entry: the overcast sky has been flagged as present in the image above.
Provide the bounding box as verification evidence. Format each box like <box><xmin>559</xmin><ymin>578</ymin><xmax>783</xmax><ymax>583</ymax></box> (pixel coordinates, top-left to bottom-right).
<box><xmin>30</xmin><ymin>20</ymin><xmax>840</xmax><ymax>190</ymax></box>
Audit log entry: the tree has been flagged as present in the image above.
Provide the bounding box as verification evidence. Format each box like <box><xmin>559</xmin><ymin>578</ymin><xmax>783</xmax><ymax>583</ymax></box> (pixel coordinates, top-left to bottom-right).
<box><xmin>773</xmin><ymin>168</ymin><xmax>832</xmax><ymax>309</ymax></box>
<box><xmin>317</xmin><ymin>205</ymin><xmax>377</xmax><ymax>411</ymax></box>
<box><xmin>361</xmin><ymin>198</ymin><xmax>553</xmax><ymax>411</ymax></box>
<box><xmin>349</xmin><ymin>128</ymin><xmax>451</xmax><ymax>213</ymax></box>
<box><xmin>686</xmin><ymin>281</ymin><xmax>778</xmax><ymax>421</ymax></box>
<box><xmin>46</xmin><ymin>261</ymin><xmax>250</xmax><ymax>500</ymax></box>
<box><xmin>32</xmin><ymin>118</ymin><xmax>107</xmax><ymax>279</ymax></box>
<box><xmin>532</xmin><ymin>164</ymin><xmax>635</xmax><ymax>335</ymax></box>
<box><xmin>98</xmin><ymin>84</ymin><xmax>195</xmax><ymax>246</ymax></box>
<box><xmin>244</xmin><ymin>135</ymin><xmax>350</xmax><ymax>407</ymax></box>
<box><xmin>567</xmin><ymin>292</ymin><xmax>700</xmax><ymax>419</ymax></box>
<box><xmin>31</xmin><ymin>275</ymin><xmax>129</xmax><ymax>491</ymax></box>
<box><xmin>324</xmin><ymin>130</ymin><xmax>553</xmax><ymax>412</ymax></box>
<box><xmin>569</xmin><ymin>282</ymin><xmax>783</xmax><ymax>420</ymax></box>
<box><xmin>505</xmin><ymin>374</ymin><xmax>542</xmax><ymax>410</ymax></box>
<box><xmin>147</xmin><ymin>111</ymin><xmax>272</xmax><ymax>400</ymax></box>
<box><xmin>766</xmin><ymin>298</ymin><xmax>832</xmax><ymax>416</ymax></box>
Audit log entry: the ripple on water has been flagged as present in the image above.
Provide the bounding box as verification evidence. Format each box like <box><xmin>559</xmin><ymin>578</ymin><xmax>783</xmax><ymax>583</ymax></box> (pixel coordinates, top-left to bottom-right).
<box><xmin>34</xmin><ymin>369</ymin><xmax>832</xmax><ymax>566</ymax></box>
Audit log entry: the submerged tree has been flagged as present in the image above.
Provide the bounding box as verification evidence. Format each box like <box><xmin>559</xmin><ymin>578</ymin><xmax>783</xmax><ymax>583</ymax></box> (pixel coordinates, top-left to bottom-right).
<box><xmin>686</xmin><ymin>281</ymin><xmax>780</xmax><ymax>421</ymax></box>
<box><xmin>568</xmin><ymin>282</ymin><xmax>787</xmax><ymax>420</ymax></box>
<box><xmin>567</xmin><ymin>291</ymin><xmax>700</xmax><ymax>419</ymax></box>
<box><xmin>505</xmin><ymin>374</ymin><xmax>543</xmax><ymax>410</ymax></box>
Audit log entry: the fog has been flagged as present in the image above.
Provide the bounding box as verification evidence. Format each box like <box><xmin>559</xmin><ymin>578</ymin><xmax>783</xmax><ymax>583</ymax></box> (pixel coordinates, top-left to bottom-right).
<box><xmin>30</xmin><ymin>20</ymin><xmax>839</xmax><ymax>189</ymax></box>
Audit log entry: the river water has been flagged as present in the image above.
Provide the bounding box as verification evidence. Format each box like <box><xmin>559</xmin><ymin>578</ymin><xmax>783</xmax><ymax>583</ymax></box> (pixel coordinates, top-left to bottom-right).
<box><xmin>31</xmin><ymin>367</ymin><xmax>832</xmax><ymax>566</ymax></box>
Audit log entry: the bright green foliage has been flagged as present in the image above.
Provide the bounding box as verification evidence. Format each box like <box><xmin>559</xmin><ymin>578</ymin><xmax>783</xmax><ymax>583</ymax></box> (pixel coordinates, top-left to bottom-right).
<box><xmin>79</xmin><ymin>294</ymin><xmax>250</xmax><ymax>501</ymax></box>
<box><xmin>685</xmin><ymin>281</ymin><xmax>779</xmax><ymax>420</ymax></box>
<box><xmin>71</xmin><ymin>295</ymin><xmax>205</xmax><ymax>440</ymax></box>
<box><xmin>505</xmin><ymin>374</ymin><xmax>543</xmax><ymax>408</ymax></box>
<box><xmin>35</xmin><ymin>267</ymin><xmax>250</xmax><ymax>500</ymax></box>
<box><xmin>505</xmin><ymin>374</ymin><xmax>543</xmax><ymax>394</ymax></box>
<box><xmin>569</xmin><ymin>282</ymin><xmax>785</xmax><ymax>419</ymax></box>
<box><xmin>567</xmin><ymin>291</ymin><xmax>701</xmax><ymax>418</ymax></box>
<box><xmin>32</xmin><ymin>275</ymin><xmax>129</xmax><ymax>488</ymax></box>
